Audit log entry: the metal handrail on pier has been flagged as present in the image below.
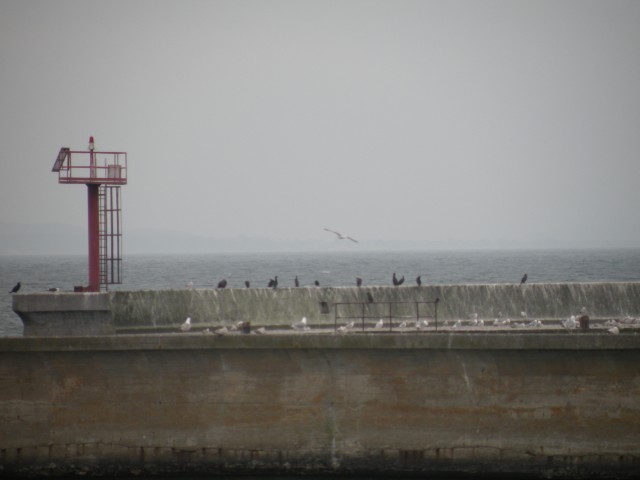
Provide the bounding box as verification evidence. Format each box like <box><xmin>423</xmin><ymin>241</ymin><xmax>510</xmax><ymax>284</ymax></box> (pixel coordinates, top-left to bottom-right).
<box><xmin>333</xmin><ymin>300</ymin><xmax>439</xmax><ymax>332</ymax></box>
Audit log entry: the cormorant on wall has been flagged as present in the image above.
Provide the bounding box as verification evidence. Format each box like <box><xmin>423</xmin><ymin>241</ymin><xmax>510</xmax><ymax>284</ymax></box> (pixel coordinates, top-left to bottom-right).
<box><xmin>314</xmin><ymin>280</ymin><xmax>320</xmax><ymax>286</ymax></box>
<box><xmin>217</xmin><ymin>279</ymin><xmax>227</xmax><ymax>289</ymax></box>
<box><xmin>416</xmin><ymin>276</ymin><xmax>422</xmax><ymax>286</ymax></box>
<box><xmin>9</xmin><ymin>282</ymin><xmax>21</xmax><ymax>293</ymax></box>
<box><xmin>520</xmin><ymin>273</ymin><xmax>528</xmax><ymax>285</ymax></box>
<box><xmin>356</xmin><ymin>277</ymin><xmax>362</xmax><ymax>287</ymax></box>
<box><xmin>393</xmin><ymin>273</ymin><xmax>404</xmax><ymax>286</ymax></box>
<box><xmin>245</xmin><ymin>280</ymin><xmax>250</xmax><ymax>288</ymax></box>
<box><xmin>268</xmin><ymin>276</ymin><xmax>278</xmax><ymax>289</ymax></box>
<box><xmin>294</xmin><ymin>276</ymin><xmax>299</xmax><ymax>287</ymax></box>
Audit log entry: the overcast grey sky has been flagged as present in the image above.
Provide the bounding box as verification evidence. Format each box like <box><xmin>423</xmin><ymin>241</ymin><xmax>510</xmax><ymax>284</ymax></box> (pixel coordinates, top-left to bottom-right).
<box><xmin>1</xmin><ymin>0</ymin><xmax>639</xmax><ymax>250</ymax></box>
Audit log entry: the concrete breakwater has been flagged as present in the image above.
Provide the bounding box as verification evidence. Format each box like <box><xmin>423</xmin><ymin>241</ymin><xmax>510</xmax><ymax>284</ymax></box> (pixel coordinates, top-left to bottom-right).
<box><xmin>0</xmin><ymin>333</ymin><xmax>639</xmax><ymax>478</ymax></box>
<box><xmin>109</xmin><ymin>282</ymin><xmax>640</xmax><ymax>332</ymax></box>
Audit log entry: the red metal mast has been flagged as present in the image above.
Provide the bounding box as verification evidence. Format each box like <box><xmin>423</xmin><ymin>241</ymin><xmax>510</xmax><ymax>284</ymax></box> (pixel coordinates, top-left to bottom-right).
<box><xmin>52</xmin><ymin>136</ymin><xmax>128</xmax><ymax>292</ymax></box>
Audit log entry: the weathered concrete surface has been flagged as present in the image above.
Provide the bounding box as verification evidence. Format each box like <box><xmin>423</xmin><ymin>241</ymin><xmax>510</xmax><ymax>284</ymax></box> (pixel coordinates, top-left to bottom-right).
<box><xmin>1</xmin><ymin>333</ymin><xmax>639</xmax><ymax>478</ymax></box>
<box><xmin>12</xmin><ymin>292</ymin><xmax>113</xmax><ymax>336</ymax></box>
<box><xmin>110</xmin><ymin>283</ymin><xmax>640</xmax><ymax>332</ymax></box>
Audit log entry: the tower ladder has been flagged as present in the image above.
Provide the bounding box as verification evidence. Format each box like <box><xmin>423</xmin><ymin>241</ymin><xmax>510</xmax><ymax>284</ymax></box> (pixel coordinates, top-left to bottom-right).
<box><xmin>98</xmin><ymin>185</ymin><xmax>123</xmax><ymax>289</ymax></box>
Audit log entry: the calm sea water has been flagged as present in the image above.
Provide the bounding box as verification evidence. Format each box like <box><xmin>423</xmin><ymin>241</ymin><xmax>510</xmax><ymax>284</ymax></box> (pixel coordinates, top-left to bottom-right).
<box><xmin>2</xmin><ymin>248</ymin><xmax>640</xmax><ymax>336</ymax></box>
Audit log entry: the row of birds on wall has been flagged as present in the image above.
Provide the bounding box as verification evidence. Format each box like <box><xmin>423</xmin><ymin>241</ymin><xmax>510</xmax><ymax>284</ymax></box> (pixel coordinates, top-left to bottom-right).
<box><xmin>8</xmin><ymin>273</ymin><xmax>528</xmax><ymax>294</ymax></box>
<box><xmin>195</xmin><ymin>273</ymin><xmax>528</xmax><ymax>290</ymax></box>
<box><xmin>201</xmin><ymin>273</ymin><xmax>424</xmax><ymax>290</ymax></box>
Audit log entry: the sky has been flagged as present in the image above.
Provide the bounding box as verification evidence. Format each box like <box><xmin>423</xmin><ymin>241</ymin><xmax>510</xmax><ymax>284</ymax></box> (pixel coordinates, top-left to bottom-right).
<box><xmin>1</xmin><ymin>0</ymin><xmax>639</xmax><ymax>252</ymax></box>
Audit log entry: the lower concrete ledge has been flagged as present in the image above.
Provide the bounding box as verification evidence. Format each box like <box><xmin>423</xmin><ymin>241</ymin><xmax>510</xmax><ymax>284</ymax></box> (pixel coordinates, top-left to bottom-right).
<box><xmin>1</xmin><ymin>333</ymin><xmax>639</xmax><ymax>478</ymax></box>
<box><xmin>11</xmin><ymin>292</ymin><xmax>114</xmax><ymax>337</ymax></box>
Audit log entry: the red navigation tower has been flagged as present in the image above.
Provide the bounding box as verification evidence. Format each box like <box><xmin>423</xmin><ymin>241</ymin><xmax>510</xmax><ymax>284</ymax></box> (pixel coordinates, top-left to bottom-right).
<box><xmin>52</xmin><ymin>136</ymin><xmax>128</xmax><ymax>292</ymax></box>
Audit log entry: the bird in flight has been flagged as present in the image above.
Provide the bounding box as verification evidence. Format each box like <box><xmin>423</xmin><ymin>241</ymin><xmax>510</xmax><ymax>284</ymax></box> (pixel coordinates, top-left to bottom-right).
<box><xmin>324</xmin><ymin>228</ymin><xmax>359</xmax><ymax>243</ymax></box>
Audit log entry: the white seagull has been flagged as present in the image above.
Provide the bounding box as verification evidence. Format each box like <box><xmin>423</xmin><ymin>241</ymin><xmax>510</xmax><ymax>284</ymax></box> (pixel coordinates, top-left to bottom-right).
<box><xmin>180</xmin><ymin>317</ymin><xmax>192</xmax><ymax>332</ymax></box>
<box><xmin>324</xmin><ymin>228</ymin><xmax>359</xmax><ymax>243</ymax></box>
<box><xmin>292</xmin><ymin>317</ymin><xmax>310</xmax><ymax>331</ymax></box>
<box><xmin>375</xmin><ymin>318</ymin><xmax>384</xmax><ymax>329</ymax></box>
<box><xmin>215</xmin><ymin>326</ymin><xmax>229</xmax><ymax>336</ymax></box>
<box><xmin>562</xmin><ymin>315</ymin><xmax>577</xmax><ymax>330</ymax></box>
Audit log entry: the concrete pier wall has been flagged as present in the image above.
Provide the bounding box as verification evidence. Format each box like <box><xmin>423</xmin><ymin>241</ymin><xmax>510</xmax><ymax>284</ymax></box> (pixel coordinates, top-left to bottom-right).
<box><xmin>110</xmin><ymin>282</ymin><xmax>640</xmax><ymax>332</ymax></box>
<box><xmin>0</xmin><ymin>333</ymin><xmax>639</xmax><ymax>478</ymax></box>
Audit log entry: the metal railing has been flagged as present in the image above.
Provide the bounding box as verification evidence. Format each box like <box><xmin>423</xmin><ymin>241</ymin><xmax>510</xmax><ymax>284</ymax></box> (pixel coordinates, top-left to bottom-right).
<box><xmin>53</xmin><ymin>148</ymin><xmax>127</xmax><ymax>185</ymax></box>
<box><xmin>333</xmin><ymin>300</ymin><xmax>439</xmax><ymax>332</ymax></box>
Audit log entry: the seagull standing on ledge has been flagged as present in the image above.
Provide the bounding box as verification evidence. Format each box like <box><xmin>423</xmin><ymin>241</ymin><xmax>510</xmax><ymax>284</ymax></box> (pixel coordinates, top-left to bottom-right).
<box><xmin>180</xmin><ymin>317</ymin><xmax>192</xmax><ymax>332</ymax></box>
<box><xmin>324</xmin><ymin>228</ymin><xmax>359</xmax><ymax>243</ymax></box>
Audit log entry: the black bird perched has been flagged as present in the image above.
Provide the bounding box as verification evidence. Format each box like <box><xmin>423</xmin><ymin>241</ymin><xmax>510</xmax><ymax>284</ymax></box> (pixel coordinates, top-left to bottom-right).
<box><xmin>294</xmin><ymin>276</ymin><xmax>299</xmax><ymax>287</ymax></box>
<box><xmin>314</xmin><ymin>280</ymin><xmax>320</xmax><ymax>287</ymax></box>
<box><xmin>268</xmin><ymin>276</ymin><xmax>278</xmax><ymax>289</ymax></box>
<box><xmin>9</xmin><ymin>282</ymin><xmax>21</xmax><ymax>293</ymax></box>
<box><xmin>392</xmin><ymin>273</ymin><xmax>405</xmax><ymax>286</ymax></box>
<box><xmin>244</xmin><ymin>280</ymin><xmax>250</xmax><ymax>288</ymax></box>
<box><xmin>217</xmin><ymin>279</ymin><xmax>227</xmax><ymax>289</ymax></box>
<box><xmin>520</xmin><ymin>273</ymin><xmax>528</xmax><ymax>285</ymax></box>
<box><xmin>416</xmin><ymin>275</ymin><xmax>422</xmax><ymax>286</ymax></box>
<box><xmin>356</xmin><ymin>277</ymin><xmax>362</xmax><ymax>287</ymax></box>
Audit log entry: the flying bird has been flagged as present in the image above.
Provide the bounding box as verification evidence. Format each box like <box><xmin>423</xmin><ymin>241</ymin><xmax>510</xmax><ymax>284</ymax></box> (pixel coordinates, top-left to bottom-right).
<box><xmin>324</xmin><ymin>228</ymin><xmax>359</xmax><ymax>243</ymax></box>
<box><xmin>180</xmin><ymin>317</ymin><xmax>192</xmax><ymax>332</ymax></box>
<box><xmin>520</xmin><ymin>273</ymin><xmax>528</xmax><ymax>285</ymax></box>
<box><xmin>9</xmin><ymin>282</ymin><xmax>21</xmax><ymax>294</ymax></box>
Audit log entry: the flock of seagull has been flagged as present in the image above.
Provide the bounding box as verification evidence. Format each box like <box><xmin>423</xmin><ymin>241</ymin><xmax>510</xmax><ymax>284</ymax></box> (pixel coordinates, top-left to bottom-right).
<box><xmin>179</xmin><ymin>307</ymin><xmax>638</xmax><ymax>336</ymax></box>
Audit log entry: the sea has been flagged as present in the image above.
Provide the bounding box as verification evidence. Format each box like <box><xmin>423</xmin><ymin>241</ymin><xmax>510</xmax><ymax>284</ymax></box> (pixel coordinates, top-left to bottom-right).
<box><xmin>3</xmin><ymin>248</ymin><xmax>640</xmax><ymax>337</ymax></box>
